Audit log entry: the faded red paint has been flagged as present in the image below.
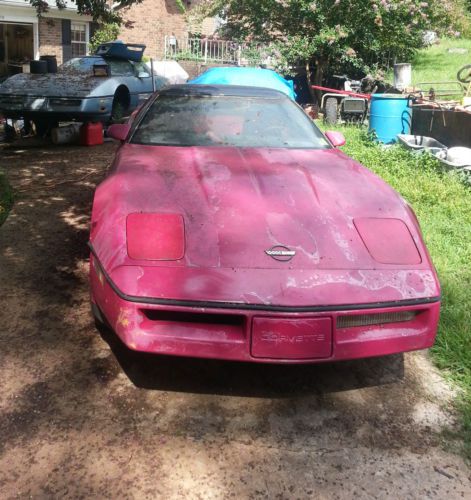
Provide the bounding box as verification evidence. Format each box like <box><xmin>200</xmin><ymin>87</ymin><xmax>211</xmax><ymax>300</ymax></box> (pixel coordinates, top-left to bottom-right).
<box><xmin>89</xmin><ymin>142</ymin><xmax>440</xmax><ymax>363</ymax></box>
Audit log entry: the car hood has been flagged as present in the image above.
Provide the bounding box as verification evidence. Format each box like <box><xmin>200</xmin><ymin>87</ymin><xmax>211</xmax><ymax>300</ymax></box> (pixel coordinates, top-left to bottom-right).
<box><xmin>91</xmin><ymin>144</ymin><xmax>434</xmax><ymax>274</ymax></box>
<box><xmin>0</xmin><ymin>72</ymin><xmax>102</xmax><ymax>97</ymax></box>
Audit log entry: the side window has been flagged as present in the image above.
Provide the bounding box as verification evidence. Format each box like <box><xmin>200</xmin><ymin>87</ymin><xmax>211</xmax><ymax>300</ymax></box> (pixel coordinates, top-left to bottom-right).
<box><xmin>108</xmin><ymin>60</ymin><xmax>134</xmax><ymax>76</ymax></box>
<box><xmin>134</xmin><ymin>62</ymin><xmax>151</xmax><ymax>77</ymax></box>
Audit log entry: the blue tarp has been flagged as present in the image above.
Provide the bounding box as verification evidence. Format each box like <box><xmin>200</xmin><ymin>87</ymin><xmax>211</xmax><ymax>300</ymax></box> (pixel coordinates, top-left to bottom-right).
<box><xmin>189</xmin><ymin>67</ymin><xmax>296</xmax><ymax>100</ymax></box>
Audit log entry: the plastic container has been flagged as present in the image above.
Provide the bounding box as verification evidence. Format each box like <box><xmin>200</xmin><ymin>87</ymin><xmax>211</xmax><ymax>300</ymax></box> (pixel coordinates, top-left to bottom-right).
<box><xmin>40</xmin><ymin>55</ymin><xmax>58</xmax><ymax>73</ymax></box>
<box><xmin>51</xmin><ymin>124</ymin><xmax>81</xmax><ymax>145</ymax></box>
<box><xmin>369</xmin><ymin>94</ymin><xmax>412</xmax><ymax>144</ymax></box>
<box><xmin>393</xmin><ymin>63</ymin><xmax>412</xmax><ymax>90</ymax></box>
<box><xmin>80</xmin><ymin>122</ymin><xmax>104</xmax><ymax>146</ymax></box>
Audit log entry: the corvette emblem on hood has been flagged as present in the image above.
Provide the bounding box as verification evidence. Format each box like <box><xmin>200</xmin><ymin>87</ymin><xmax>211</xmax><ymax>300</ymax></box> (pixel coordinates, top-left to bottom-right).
<box><xmin>265</xmin><ymin>245</ymin><xmax>296</xmax><ymax>262</ymax></box>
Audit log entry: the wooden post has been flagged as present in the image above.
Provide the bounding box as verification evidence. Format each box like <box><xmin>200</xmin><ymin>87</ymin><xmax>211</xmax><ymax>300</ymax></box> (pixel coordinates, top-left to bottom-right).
<box><xmin>151</xmin><ymin>58</ymin><xmax>156</xmax><ymax>93</ymax></box>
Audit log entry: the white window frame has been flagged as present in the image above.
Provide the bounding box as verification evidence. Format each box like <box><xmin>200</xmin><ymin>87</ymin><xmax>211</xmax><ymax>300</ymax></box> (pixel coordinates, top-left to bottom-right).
<box><xmin>71</xmin><ymin>21</ymin><xmax>89</xmax><ymax>57</ymax></box>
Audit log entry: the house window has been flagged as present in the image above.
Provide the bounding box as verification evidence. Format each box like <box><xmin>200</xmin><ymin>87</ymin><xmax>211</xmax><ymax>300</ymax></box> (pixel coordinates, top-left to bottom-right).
<box><xmin>71</xmin><ymin>22</ymin><xmax>87</xmax><ymax>57</ymax></box>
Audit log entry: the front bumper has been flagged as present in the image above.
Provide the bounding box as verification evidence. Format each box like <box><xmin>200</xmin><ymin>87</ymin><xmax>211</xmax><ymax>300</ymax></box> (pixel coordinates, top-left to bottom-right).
<box><xmin>90</xmin><ymin>254</ymin><xmax>440</xmax><ymax>364</ymax></box>
<box><xmin>0</xmin><ymin>95</ymin><xmax>113</xmax><ymax>122</ymax></box>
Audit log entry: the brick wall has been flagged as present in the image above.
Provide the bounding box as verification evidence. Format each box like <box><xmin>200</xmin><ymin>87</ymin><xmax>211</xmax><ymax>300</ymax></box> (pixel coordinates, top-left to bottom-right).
<box><xmin>119</xmin><ymin>0</ymin><xmax>186</xmax><ymax>59</ymax></box>
<box><xmin>119</xmin><ymin>0</ymin><xmax>216</xmax><ymax>60</ymax></box>
<box><xmin>38</xmin><ymin>18</ymin><xmax>63</xmax><ymax>65</ymax></box>
<box><xmin>36</xmin><ymin>3</ymin><xmax>216</xmax><ymax>66</ymax></box>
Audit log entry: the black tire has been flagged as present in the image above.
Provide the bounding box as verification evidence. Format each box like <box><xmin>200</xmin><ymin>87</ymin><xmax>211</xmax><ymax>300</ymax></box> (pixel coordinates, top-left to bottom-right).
<box><xmin>457</xmin><ymin>64</ymin><xmax>471</xmax><ymax>84</ymax></box>
<box><xmin>111</xmin><ymin>98</ymin><xmax>126</xmax><ymax>122</ymax></box>
<box><xmin>39</xmin><ymin>55</ymin><xmax>58</xmax><ymax>73</ymax></box>
<box><xmin>111</xmin><ymin>88</ymin><xmax>130</xmax><ymax>123</ymax></box>
<box><xmin>30</xmin><ymin>60</ymin><xmax>48</xmax><ymax>74</ymax></box>
<box><xmin>324</xmin><ymin>97</ymin><xmax>338</xmax><ymax>125</ymax></box>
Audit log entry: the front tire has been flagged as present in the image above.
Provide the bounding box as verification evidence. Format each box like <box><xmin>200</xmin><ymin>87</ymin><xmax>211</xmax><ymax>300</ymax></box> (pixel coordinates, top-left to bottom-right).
<box><xmin>111</xmin><ymin>98</ymin><xmax>126</xmax><ymax>123</ymax></box>
<box><xmin>324</xmin><ymin>97</ymin><xmax>338</xmax><ymax>125</ymax></box>
<box><xmin>111</xmin><ymin>87</ymin><xmax>130</xmax><ymax>123</ymax></box>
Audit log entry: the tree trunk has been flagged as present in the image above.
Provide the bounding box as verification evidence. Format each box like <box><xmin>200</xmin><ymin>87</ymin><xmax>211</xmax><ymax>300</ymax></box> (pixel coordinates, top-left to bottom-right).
<box><xmin>306</xmin><ymin>60</ymin><xmax>316</xmax><ymax>104</ymax></box>
<box><xmin>312</xmin><ymin>58</ymin><xmax>326</xmax><ymax>104</ymax></box>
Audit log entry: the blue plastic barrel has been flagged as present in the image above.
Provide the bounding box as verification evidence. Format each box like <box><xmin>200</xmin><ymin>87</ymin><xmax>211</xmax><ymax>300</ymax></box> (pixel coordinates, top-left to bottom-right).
<box><xmin>369</xmin><ymin>94</ymin><xmax>412</xmax><ymax>143</ymax></box>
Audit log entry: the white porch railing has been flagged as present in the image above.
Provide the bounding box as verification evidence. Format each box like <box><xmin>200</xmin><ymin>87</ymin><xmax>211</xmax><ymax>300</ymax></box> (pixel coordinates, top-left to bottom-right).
<box><xmin>164</xmin><ymin>36</ymin><xmax>267</xmax><ymax>66</ymax></box>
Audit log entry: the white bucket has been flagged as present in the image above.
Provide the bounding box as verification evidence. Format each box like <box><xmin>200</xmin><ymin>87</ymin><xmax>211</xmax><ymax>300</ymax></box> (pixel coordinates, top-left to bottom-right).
<box><xmin>394</xmin><ymin>63</ymin><xmax>412</xmax><ymax>91</ymax></box>
<box><xmin>51</xmin><ymin>123</ymin><xmax>81</xmax><ymax>145</ymax></box>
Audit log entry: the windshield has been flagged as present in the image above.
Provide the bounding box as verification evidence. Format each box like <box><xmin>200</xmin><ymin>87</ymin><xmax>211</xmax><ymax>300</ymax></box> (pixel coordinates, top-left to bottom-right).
<box><xmin>131</xmin><ymin>95</ymin><xmax>330</xmax><ymax>149</ymax></box>
<box><xmin>60</xmin><ymin>57</ymin><xmax>104</xmax><ymax>73</ymax></box>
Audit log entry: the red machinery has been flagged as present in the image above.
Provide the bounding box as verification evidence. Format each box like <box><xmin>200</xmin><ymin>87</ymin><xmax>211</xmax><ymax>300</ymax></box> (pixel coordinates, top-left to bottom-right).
<box><xmin>311</xmin><ymin>85</ymin><xmax>371</xmax><ymax>100</ymax></box>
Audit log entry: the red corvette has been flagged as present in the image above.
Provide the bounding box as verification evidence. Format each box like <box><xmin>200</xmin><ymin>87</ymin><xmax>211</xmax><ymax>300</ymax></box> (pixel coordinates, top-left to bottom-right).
<box><xmin>89</xmin><ymin>85</ymin><xmax>440</xmax><ymax>363</ymax></box>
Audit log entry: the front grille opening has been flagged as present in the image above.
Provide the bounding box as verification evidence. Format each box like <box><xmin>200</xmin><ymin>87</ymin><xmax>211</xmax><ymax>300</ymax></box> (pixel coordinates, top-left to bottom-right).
<box><xmin>337</xmin><ymin>310</ymin><xmax>418</xmax><ymax>329</ymax></box>
<box><xmin>142</xmin><ymin>309</ymin><xmax>245</xmax><ymax>327</ymax></box>
<box><xmin>50</xmin><ymin>98</ymin><xmax>82</xmax><ymax>106</ymax></box>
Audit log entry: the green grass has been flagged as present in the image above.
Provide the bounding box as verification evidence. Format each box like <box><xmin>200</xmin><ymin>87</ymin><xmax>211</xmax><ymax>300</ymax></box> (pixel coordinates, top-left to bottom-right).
<box><xmin>0</xmin><ymin>171</ymin><xmax>13</xmax><ymax>227</ymax></box>
<box><xmin>409</xmin><ymin>38</ymin><xmax>471</xmax><ymax>86</ymax></box>
<box><xmin>386</xmin><ymin>38</ymin><xmax>471</xmax><ymax>100</ymax></box>
<box><xmin>320</xmin><ymin>123</ymin><xmax>471</xmax><ymax>456</ymax></box>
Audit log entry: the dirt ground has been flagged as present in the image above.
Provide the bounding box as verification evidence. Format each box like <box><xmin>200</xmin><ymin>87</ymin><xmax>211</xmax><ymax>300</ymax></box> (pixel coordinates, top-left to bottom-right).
<box><xmin>0</xmin><ymin>141</ymin><xmax>470</xmax><ymax>499</ymax></box>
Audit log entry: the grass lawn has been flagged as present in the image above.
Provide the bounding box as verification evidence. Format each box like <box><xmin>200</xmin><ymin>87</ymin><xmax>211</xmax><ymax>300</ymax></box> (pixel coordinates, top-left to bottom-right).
<box><xmin>409</xmin><ymin>38</ymin><xmax>471</xmax><ymax>86</ymax></box>
<box><xmin>385</xmin><ymin>38</ymin><xmax>471</xmax><ymax>87</ymax></box>
<box><xmin>0</xmin><ymin>170</ymin><xmax>13</xmax><ymax>227</ymax></box>
<box><xmin>320</xmin><ymin>123</ymin><xmax>471</xmax><ymax>456</ymax></box>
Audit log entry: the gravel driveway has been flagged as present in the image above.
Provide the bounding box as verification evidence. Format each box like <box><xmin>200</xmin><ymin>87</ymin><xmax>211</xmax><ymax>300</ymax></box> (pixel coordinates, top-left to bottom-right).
<box><xmin>0</xmin><ymin>141</ymin><xmax>469</xmax><ymax>499</ymax></box>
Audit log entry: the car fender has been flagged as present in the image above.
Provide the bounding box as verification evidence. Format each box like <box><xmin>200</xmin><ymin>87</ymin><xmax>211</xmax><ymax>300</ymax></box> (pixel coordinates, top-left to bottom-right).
<box><xmin>87</xmin><ymin>77</ymin><xmax>128</xmax><ymax>99</ymax></box>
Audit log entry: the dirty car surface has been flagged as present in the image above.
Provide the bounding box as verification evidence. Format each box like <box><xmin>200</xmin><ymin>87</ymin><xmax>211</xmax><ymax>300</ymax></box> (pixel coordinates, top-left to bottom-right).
<box><xmin>89</xmin><ymin>84</ymin><xmax>440</xmax><ymax>363</ymax></box>
<box><xmin>0</xmin><ymin>56</ymin><xmax>167</xmax><ymax>124</ymax></box>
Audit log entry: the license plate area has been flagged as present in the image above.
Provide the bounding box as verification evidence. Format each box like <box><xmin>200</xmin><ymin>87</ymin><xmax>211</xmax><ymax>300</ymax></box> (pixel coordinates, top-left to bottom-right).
<box><xmin>251</xmin><ymin>317</ymin><xmax>332</xmax><ymax>360</ymax></box>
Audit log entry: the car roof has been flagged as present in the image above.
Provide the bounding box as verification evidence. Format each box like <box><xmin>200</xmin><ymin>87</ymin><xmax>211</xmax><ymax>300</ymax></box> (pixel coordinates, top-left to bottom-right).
<box><xmin>159</xmin><ymin>84</ymin><xmax>288</xmax><ymax>99</ymax></box>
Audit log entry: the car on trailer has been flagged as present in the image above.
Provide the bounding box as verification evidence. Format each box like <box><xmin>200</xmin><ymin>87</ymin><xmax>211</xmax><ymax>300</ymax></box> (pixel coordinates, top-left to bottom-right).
<box><xmin>89</xmin><ymin>84</ymin><xmax>440</xmax><ymax>364</ymax></box>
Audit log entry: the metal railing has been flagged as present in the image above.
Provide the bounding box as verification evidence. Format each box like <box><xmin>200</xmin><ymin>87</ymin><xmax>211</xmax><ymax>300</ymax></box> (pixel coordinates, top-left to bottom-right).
<box><xmin>164</xmin><ymin>36</ymin><xmax>267</xmax><ymax>66</ymax></box>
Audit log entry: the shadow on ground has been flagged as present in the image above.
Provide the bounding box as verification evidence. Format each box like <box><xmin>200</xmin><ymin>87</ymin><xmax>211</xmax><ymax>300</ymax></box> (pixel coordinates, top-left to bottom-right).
<box><xmin>97</xmin><ymin>323</ymin><xmax>404</xmax><ymax>397</ymax></box>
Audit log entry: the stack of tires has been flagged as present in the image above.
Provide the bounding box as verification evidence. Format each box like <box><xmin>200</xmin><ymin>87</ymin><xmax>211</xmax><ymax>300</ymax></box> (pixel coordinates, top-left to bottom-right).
<box><xmin>30</xmin><ymin>55</ymin><xmax>57</xmax><ymax>74</ymax></box>
<box><xmin>27</xmin><ymin>56</ymin><xmax>59</xmax><ymax>137</ymax></box>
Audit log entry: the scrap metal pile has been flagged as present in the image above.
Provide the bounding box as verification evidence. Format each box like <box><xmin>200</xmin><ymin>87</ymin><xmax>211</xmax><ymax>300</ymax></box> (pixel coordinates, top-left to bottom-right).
<box><xmin>407</xmin><ymin>63</ymin><xmax>471</xmax><ymax>113</ymax></box>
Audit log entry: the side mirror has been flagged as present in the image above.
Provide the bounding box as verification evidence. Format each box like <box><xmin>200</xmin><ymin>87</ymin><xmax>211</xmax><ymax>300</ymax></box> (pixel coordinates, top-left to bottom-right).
<box><xmin>107</xmin><ymin>123</ymin><xmax>130</xmax><ymax>142</ymax></box>
<box><xmin>325</xmin><ymin>131</ymin><xmax>346</xmax><ymax>147</ymax></box>
<box><xmin>138</xmin><ymin>71</ymin><xmax>150</xmax><ymax>78</ymax></box>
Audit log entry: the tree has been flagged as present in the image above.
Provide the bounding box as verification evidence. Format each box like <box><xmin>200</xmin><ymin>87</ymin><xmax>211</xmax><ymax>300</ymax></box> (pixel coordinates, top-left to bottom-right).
<box><xmin>89</xmin><ymin>22</ymin><xmax>120</xmax><ymax>52</ymax></box>
<box><xmin>193</xmin><ymin>0</ymin><xmax>460</xmax><ymax>91</ymax></box>
<box><xmin>27</xmin><ymin>0</ymin><xmax>142</xmax><ymax>22</ymax></box>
